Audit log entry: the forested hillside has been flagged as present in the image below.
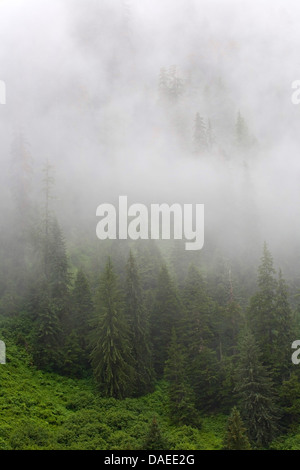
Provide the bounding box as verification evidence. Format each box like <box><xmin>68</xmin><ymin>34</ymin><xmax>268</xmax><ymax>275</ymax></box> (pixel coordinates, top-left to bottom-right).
<box><xmin>1</xmin><ymin>0</ymin><xmax>300</xmax><ymax>451</ymax></box>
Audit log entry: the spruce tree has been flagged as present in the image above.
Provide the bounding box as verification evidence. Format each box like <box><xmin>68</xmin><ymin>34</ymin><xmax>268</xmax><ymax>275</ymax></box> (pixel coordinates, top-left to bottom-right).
<box><xmin>248</xmin><ymin>242</ymin><xmax>277</xmax><ymax>368</ymax></box>
<box><xmin>164</xmin><ymin>328</ymin><xmax>200</xmax><ymax>427</ymax></box>
<box><xmin>223</xmin><ymin>407</ymin><xmax>251</xmax><ymax>450</ymax></box>
<box><xmin>142</xmin><ymin>417</ymin><xmax>167</xmax><ymax>450</ymax></box>
<box><xmin>90</xmin><ymin>257</ymin><xmax>133</xmax><ymax>398</ymax></box>
<box><xmin>150</xmin><ymin>264</ymin><xmax>182</xmax><ymax>376</ymax></box>
<box><xmin>66</xmin><ymin>269</ymin><xmax>94</xmax><ymax>373</ymax></box>
<box><xmin>72</xmin><ymin>269</ymin><xmax>93</xmax><ymax>337</ymax></box>
<box><xmin>273</xmin><ymin>269</ymin><xmax>294</xmax><ymax>380</ymax></box>
<box><xmin>125</xmin><ymin>251</ymin><xmax>154</xmax><ymax>395</ymax></box>
<box><xmin>181</xmin><ymin>265</ymin><xmax>220</xmax><ymax>412</ymax></box>
<box><xmin>182</xmin><ymin>264</ymin><xmax>214</xmax><ymax>353</ymax></box>
<box><xmin>235</xmin><ymin>331</ymin><xmax>279</xmax><ymax>448</ymax></box>
<box><xmin>30</xmin><ymin>280</ymin><xmax>63</xmax><ymax>371</ymax></box>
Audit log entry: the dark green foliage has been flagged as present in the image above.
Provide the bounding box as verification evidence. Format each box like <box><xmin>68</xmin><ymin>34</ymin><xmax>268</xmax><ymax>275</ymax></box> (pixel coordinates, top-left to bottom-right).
<box><xmin>142</xmin><ymin>417</ymin><xmax>167</xmax><ymax>450</ymax></box>
<box><xmin>279</xmin><ymin>373</ymin><xmax>300</xmax><ymax>430</ymax></box>
<box><xmin>235</xmin><ymin>331</ymin><xmax>279</xmax><ymax>448</ymax></box>
<box><xmin>150</xmin><ymin>264</ymin><xmax>182</xmax><ymax>376</ymax></box>
<box><xmin>182</xmin><ymin>264</ymin><xmax>215</xmax><ymax>352</ymax></box>
<box><xmin>249</xmin><ymin>244</ymin><xmax>294</xmax><ymax>381</ymax></box>
<box><xmin>218</xmin><ymin>300</ymin><xmax>244</xmax><ymax>358</ymax></box>
<box><xmin>273</xmin><ymin>270</ymin><xmax>294</xmax><ymax>380</ymax></box>
<box><xmin>190</xmin><ymin>346</ymin><xmax>220</xmax><ymax>413</ymax></box>
<box><xmin>29</xmin><ymin>282</ymin><xmax>63</xmax><ymax>371</ymax></box>
<box><xmin>47</xmin><ymin>218</ymin><xmax>70</xmax><ymax>310</ymax></box>
<box><xmin>67</xmin><ymin>269</ymin><xmax>94</xmax><ymax>374</ymax></box>
<box><xmin>125</xmin><ymin>251</ymin><xmax>154</xmax><ymax>395</ymax></box>
<box><xmin>248</xmin><ymin>243</ymin><xmax>278</xmax><ymax>367</ymax></box>
<box><xmin>223</xmin><ymin>407</ymin><xmax>251</xmax><ymax>450</ymax></box>
<box><xmin>90</xmin><ymin>258</ymin><xmax>133</xmax><ymax>398</ymax></box>
<box><xmin>164</xmin><ymin>328</ymin><xmax>201</xmax><ymax>427</ymax></box>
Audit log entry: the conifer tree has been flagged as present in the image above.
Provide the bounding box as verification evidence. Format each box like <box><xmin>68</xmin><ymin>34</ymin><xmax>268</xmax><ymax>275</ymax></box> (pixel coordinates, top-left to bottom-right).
<box><xmin>181</xmin><ymin>264</ymin><xmax>220</xmax><ymax>411</ymax></box>
<box><xmin>90</xmin><ymin>257</ymin><xmax>133</xmax><ymax>398</ymax></box>
<box><xmin>235</xmin><ymin>331</ymin><xmax>279</xmax><ymax>448</ymax></box>
<box><xmin>125</xmin><ymin>251</ymin><xmax>154</xmax><ymax>395</ymax></box>
<box><xmin>182</xmin><ymin>264</ymin><xmax>214</xmax><ymax>353</ymax></box>
<box><xmin>67</xmin><ymin>269</ymin><xmax>94</xmax><ymax>372</ymax></box>
<box><xmin>30</xmin><ymin>280</ymin><xmax>63</xmax><ymax>371</ymax></box>
<box><xmin>72</xmin><ymin>269</ymin><xmax>93</xmax><ymax>337</ymax></box>
<box><xmin>248</xmin><ymin>242</ymin><xmax>277</xmax><ymax>367</ymax></box>
<box><xmin>219</xmin><ymin>299</ymin><xmax>244</xmax><ymax>357</ymax></box>
<box><xmin>150</xmin><ymin>264</ymin><xmax>182</xmax><ymax>376</ymax></box>
<box><xmin>164</xmin><ymin>328</ymin><xmax>200</xmax><ymax>427</ymax></box>
<box><xmin>142</xmin><ymin>417</ymin><xmax>167</xmax><ymax>450</ymax></box>
<box><xmin>223</xmin><ymin>407</ymin><xmax>251</xmax><ymax>450</ymax></box>
<box><xmin>48</xmin><ymin>218</ymin><xmax>70</xmax><ymax>305</ymax></box>
<box><xmin>273</xmin><ymin>269</ymin><xmax>294</xmax><ymax>380</ymax></box>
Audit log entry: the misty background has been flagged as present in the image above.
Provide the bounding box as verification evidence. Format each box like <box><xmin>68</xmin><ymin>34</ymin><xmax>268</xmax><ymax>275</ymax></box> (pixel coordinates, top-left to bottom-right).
<box><xmin>1</xmin><ymin>0</ymin><xmax>300</xmax><ymax>292</ymax></box>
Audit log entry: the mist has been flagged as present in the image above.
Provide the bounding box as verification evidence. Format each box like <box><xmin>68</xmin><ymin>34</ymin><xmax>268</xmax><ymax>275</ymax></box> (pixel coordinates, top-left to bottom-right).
<box><xmin>1</xmin><ymin>0</ymin><xmax>300</xmax><ymax>280</ymax></box>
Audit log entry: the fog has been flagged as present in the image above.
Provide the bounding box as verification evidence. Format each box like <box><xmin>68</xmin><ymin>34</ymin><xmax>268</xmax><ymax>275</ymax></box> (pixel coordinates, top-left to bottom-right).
<box><xmin>1</xmin><ymin>0</ymin><xmax>300</xmax><ymax>279</ymax></box>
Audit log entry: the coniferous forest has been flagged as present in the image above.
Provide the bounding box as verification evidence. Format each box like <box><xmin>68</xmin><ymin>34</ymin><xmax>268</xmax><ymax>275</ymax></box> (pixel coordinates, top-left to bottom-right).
<box><xmin>1</xmin><ymin>0</ymin><xmax>300</xmax><ymax>451</ymax></box>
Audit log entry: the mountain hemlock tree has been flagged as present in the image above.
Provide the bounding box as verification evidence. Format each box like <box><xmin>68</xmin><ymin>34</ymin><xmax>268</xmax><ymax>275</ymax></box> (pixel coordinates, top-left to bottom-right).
<box><xmin>235</xmin><ymin>331</ymin><xmax>279</xmax><ymax>448</ymax></box>
<box><xmin>164</xmin><ymin>328</ymin><xmax>201</xmax><ymax>427</ymax></box>
<box><xmin>125</xmin><ymin>251</ymin><xmax>154</xmax><ymax>395</ymax></box>
<box><xmin>223</xmin><ymin>406</ymin><xmax>251</xmax><ymax>450</ymax></box>
<box><xmin>90</xmin><ymin>257</ymin><xmax>133</xmax><ymax>398</ymax></box>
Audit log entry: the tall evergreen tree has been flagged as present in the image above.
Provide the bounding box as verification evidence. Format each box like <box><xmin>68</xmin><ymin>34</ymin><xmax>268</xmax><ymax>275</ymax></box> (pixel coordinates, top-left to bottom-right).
<box><xmin>164</xmin><ymin>328</ymin><xmax>200</xmax><ymax>427</ymax></box>
<box><xmin>142</xmin><ymin>417</ymin><xmax>167</xmax><ymax>450</ymax></box>
<box><xmin>150</xmin><ymin>264</ymin><xmax>182</xmax><ymax>376</ymax></box>
<box><xmin>181</xmin><ymin>264</ymin><xmax>220</xmax><ymax>411</ymax></box>
<box><xmin>90</xmin><ymin>258</ymin><xmax>133</xmax><ymax>398</ymax></box>
<box><xmin>182</xmin><ymin>264</ymin><xmax>214</xmax><ymax>353</ymax></box>
<box><xmin>223</xmin><ymin>406</ymin><xmax>251</xmax><ymax>450</ymax></box>
<box><xmin>72</xmin><ymin>269</ymin><xmax>93</xmax><ymax>336</ymax></box>
<box><xmin>235</xmin><ymin>331</ymin><xmax>279</xmax><ymax>448</ymax></box>
<box><xmin>64</xmin><ymin>269</ymin><xmax>94</xmax><ymax>374</ymax></box>
<box><xmin>248</xmin><ymin>242</ymin><xmax>277</xmax><ymax>368</ymax></box>
<box><xmin>29</xmin><ymin>280</ymin><xmax>63</xmax><ymax>371</ymax></box>
<box><xmin>273</xmin><ymin>269</ymin><xmax>294</xmax><ymax>380</ymax></box>
<box><xmin>125</xmin><ymin>251</ymin><xmax>154</xmax><ymax>395</ymax></box>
